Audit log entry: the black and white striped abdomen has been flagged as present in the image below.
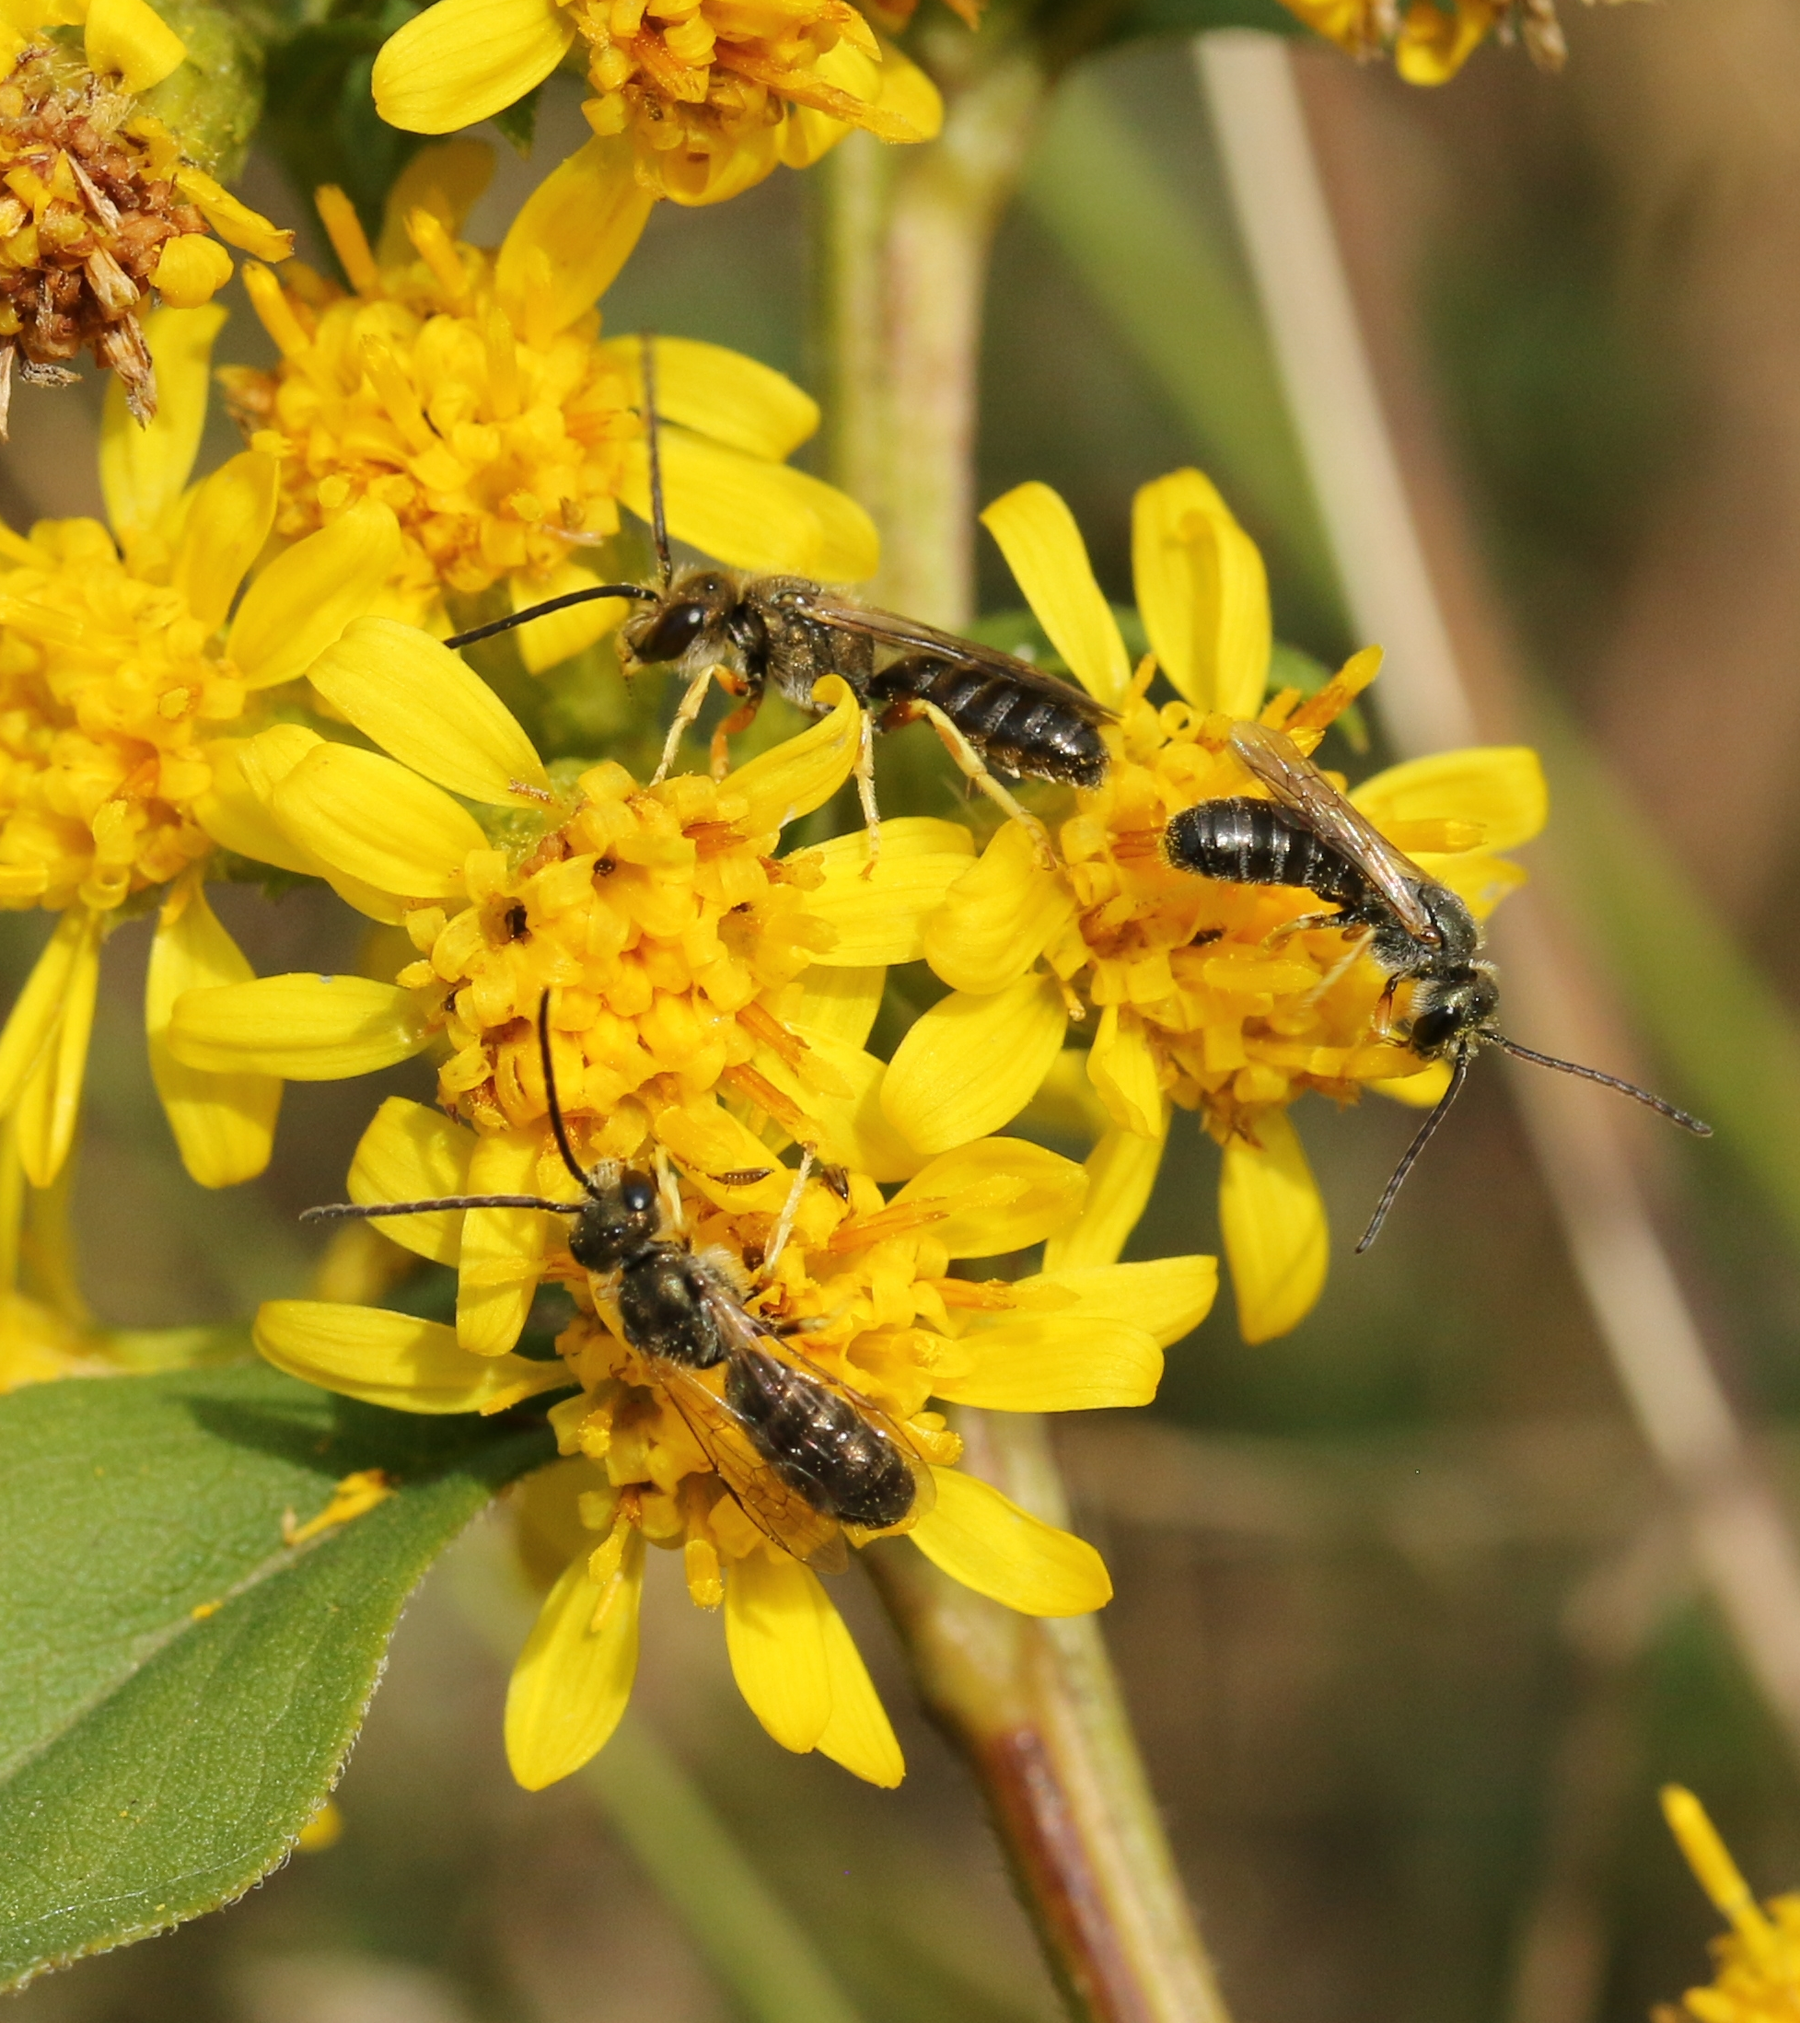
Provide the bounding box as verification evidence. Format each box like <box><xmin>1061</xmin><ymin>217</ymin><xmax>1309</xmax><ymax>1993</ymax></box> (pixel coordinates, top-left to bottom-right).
<box><xmin>1164</xmin><ymin>797</ymin><xmax>1368</xmax><ymax>910</ymax></box>
<box><xmin>870</xmin><ymin>656</ymin><xmax>1109</xmax><ymax>789</ymax></box>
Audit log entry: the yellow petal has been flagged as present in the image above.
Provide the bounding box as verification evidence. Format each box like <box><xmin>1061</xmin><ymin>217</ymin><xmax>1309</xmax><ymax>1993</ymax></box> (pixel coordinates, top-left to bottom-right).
<box><xmin>508</xmin><ymin>561</ymin><xmax>631</xmax><ymax>677</ymax></box>
<box><xmin>84</xmin><ymin>0</ymin><xmax>185</xmax><ymax>92</ymax></box>
<box><xmin>171</xmin><ymin>170</ymin><xmax>293</xmax><ymax>260</ymax></box>
<box><xmin>751</xmin><ymin>1029</ymin><xmax>923</xmax><ymax>1182</ymax></box>
<box><xmin>726</xmin><ymin>676</ymin><xmax>861</xmax><ymax>839</ymax></box>
<box><xmin>1131</xmin><ymin>468</ymin><xmax>1270</xmax><ymax>716</ymax></box>
<box><xmin>802</xmin><ymin>818</ymin><xmax>975</xmax><ymax>965</ymax></box>
<box><xmin>307</xmin><ymin>618</ymin><xmax>550</xmax><ymax>806</ymax></box>
<box><xmin>980</xmin><ymin>482</ymin><xmax>1129</xmax><ymax>707</ymax></box>
<box><xmin>146</xmin><ymin>881</ymin><xmax>280</xmax><ymax>1188</ymax></box>
<box><xmin>505</xmin><ymin>1537</ymin><xmax>644</xmax><ymax>1789</ymax></box>
<box><xmin>724</xmin><ymin>1551</ymin><xmax>833</xmax><ymax>1754</ymax></box>
<box><xmin>0</xmin><ymin>909</ymin><xmax>98</xmax><ymax>1118</ymax></box>
<box><xmin>1351</xmin><ymin>746</ymin><xmax>1547</xmax><ymax>853</ymax></box>
<box><xmin>496</xmin><ymin>133</ymin><xmax>651</xmax><ymax>336</ymax></box>
<box><xmin>376</xmin><ymin>140</ymin><xmax>495</xmax><ymax>265</ymax></box>
<box><xmin>910</xmin><ymin>1470</ymin><xmax>1112</xmax><ymax>1616</ymax></box>
<box><xmin>1375</xmin><ymin>1059</ymin><xmax>1453</xmax><ymax>1109</ymax></box>
<box><xmin>922</xmin><ymin>820</ymin><xmax>1074</xmax><ymax>995</ymax></box>
<box><xmin>1395</xmin><ymin>0</ymin><xmax>1492</xmax><ymax>83</ymax></box>
<box><xmin>348</xmin><ymin>1096</ymin><xmax>476</xmax><ymax>1264</ymax></box>
<box><xmin>1220</xmin><ymin>1110</ymin><xmax>1328</xmax><ymax>1344</ymax></box>
<box><xmin>457</xmin><ymin>1128</ymin><xmax>548</xmax><ymax>1357</ymax></box>
<box><xmin>273</xmin><ymin>742</ymin><xmax>487</xmax><ymax>897</ymax></box>
<box><xmin>816</xmin><ymin>1595</ymin><xmax>903</xmax><ymax>1787</ymax></box>
<box><xmin>1086</xmin><ymin>1004</ymin><xmax>1163</xmax><ymax>1138</ymax></box>
<box><xmin>881</xmin><ymin>975</ymin><xmax>1066</xmax><ymax>1154</ymax></box>
<box><xmin>12</xmin><ymin>912</ymin><xmax>99</xmax><ymax>1188</ymax></box>
<box><xmin>622</xmin><ymin>428</ymin><xmax>879</xmax><ymax>582</ymax></box>
<box><xmin>605</xmin><ymin>334</ymin><xmax>818</xmax><ymax>462</ymax></box>
<box><xmin>228</xmin><ymin>498</ymin><xmax>404</xmax><ymax>690</ymax></box>
<box><xmin>99</xmin><ymin>303</ymin><xmax>225</xmax><ymax>545</ymax></box>
<box><xmin>372</xmin><ymin>0</ymin><xmax>573</xmax><ymax>134</ymax></box>
<box><xmin>1015</xmin><ymin>1256</ymin><xmax>1217</xmax><ymax>1348</ymax></box>
<box><xmin>149</xmin><ymin>232</ymin><xmax>232</xmax><ymax>309</ymax></box>
<box><xmin>1409</xmin><ymin>849</ymin><xmax>1528</xmax><ymax>921</ymax></box>
<box><xmin>788</xmin><ymin>964</ymin><xmax>884</xmax><ymax>1049</ymax></box>
<box><xmin>866</xmin><ymin>35</ymin><xmax>941</xmax><ymax>140</ymax></box>
<box><xmin>193</xmin><ymin>738</ymin><xmax>321</xmax><ymax>876</ymax></box>
<box><xmin>933</xmin><ymin>1315</ymin><xmax>1163</xmax><ymax>1411</ymax></box>
<box><xmin>171</xmin><ymin>450</ymin><xmax>277</xmax><ymax>634</ymax></box>
<box><xmin>1041</xmin><ymin>1124</ymin><xmax>1166</xmax><ymax>1272</ymax></box>
<box><xmin>254</xmin><ymin>1299</ymin><xmax>565</xmax><ymax>1412</ymax></box>
<box><xmin>890</xmin><ymin>1138</ymin><xmax>1087</xmax><ymax>1257</ymax></box>
<box><xmin>166</xmin><ymin>974</ymin><xmax>431</xmax><ymax>1078</ymax></box>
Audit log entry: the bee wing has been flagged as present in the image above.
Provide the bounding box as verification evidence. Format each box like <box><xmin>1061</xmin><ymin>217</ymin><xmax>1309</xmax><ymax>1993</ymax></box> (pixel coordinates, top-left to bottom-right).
<box><xmin>655</xmin><ymin>1359</ymin><xmax>849</xmax><ymax>1575</ymax></box>
<box><xmin>775</xmin><ymin>587</ymin><xmax>1118</xmax><ymax>727</ymax></box>
<box><xmin>1229</xmin><ymin>720</ymin><xmax>1440</xmax><ymax>944</ymax></box>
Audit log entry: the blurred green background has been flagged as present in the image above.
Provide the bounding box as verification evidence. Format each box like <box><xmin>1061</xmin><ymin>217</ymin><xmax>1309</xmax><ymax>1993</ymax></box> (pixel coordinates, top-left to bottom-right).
<box><xmin>9</xmin><ymin>9</ymin><xmax>1800</xmax><ymax>2018</ymax></box>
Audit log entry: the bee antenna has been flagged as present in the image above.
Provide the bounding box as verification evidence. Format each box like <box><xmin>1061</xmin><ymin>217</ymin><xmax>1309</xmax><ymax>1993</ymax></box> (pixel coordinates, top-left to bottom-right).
<box><xmin>538</xmin><ymin>991</ymin><xmax>600</xmax><ymax>1194</ymax></box>
<box><xmin>300</xmin><ymin>1193</ymin><xmax>572</xmax><ymax>1225</ymax></box>
<box><xmin>1490</xmin><ymin>1034</ymin><xmax>1712</xmax><ymax>1136</ymax></box>
<box><xmin>1356</xmin><ymin>1047</ymin><xmax>1473</xmax><ymax>1253</ymax></box>
<box><xmin>643</xmin><ymin>331</ymin><xmax>671</xmax><ymax>591</ymax></box>
<box><xmin>443</xmin><ymin>583</ymin><xmax>657</xmax><ymax>651</ymax></box>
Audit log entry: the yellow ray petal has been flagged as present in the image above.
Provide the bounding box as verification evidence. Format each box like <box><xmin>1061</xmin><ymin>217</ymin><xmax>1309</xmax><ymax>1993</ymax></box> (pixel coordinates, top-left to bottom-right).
<box><xmin>802</xmin><ymin>818</ymin><xmax>975</xmax><ymax>966</ymax></box>
<box><xmin>1409</xmin><ymin>849</ymin><xmax>1528</xmax><ymax>922</ymax></box>
<box><xmin>171</xmin><ymin>451</ymin><xmax>278</xmax><ymax>634</ymax></box>
<box><xmin>816</xmin><ymin>1595</ymin><xmax>903</xmax><ymax>1787</ymax></box>
<box><xmin>622</xmin><ymin>428</ymin><xmax>880</xmax><ymax>582</ymax></box>
<box><xmin>890</xmin><ymin>1138</ymin><xmax>1087</xmax><ymax>1257</ymax></box>
<box><xmin>508</xmin><ymin>561</ymin><xmax>631</xmax><ymax>677</ymax></box>
<box><xmin>372</xmin><ymin>0</ymin><xmax>573</xmax><ymax>134</ymax></box>
<box><xmin>13</xmin><ymin>911</ymin><xmax>100</xmax><ymax>1188</ymax></box>
<box><xmin>1396</xmin><ymin>0</ymin><xmax>1492</xmax><ymax>83</ymax></box>
<box><xmin>910</xmin><ymin>1470</ymin><xmax>1112</xmax><ymax>1616</ymax></box>
<box><xmin>377</xmin><ymin>140</ymin><xmax>495</xmax><ymax>265</ymax></box>
<box><xmin>457</xmin><ymin>1128</ymin><xmax>548</xmax><ymax>1357</ymax></box>
<box><xmin>605</xmin><ymin>334</ymin><xmax>818</xmax><ymax>462</ymax></box>
<box><xmin>933</xmin><ymin>1315</ymin><xmax>1163</xmax><ymax>1411</ymax></box>
<box><xmin>1220</xmin><ymin>1110</ymin><xmax>1328</xmax><ymax>1344</ymax></box>
<box><xmin>228</xmin><ymin>498</ymin><xmax>404</xmax><ymax>691</ymax></box>
<box><xmin>146</xmin><ymin>880</ymin><xmax>280</xmax><ymax>1188</ymax></box>
<box><xmin>84</xmin><ymin>0</ymin><xmax>185</xmax><ymax>93</ymax></box>
<box><xmin>505</xmin><ymin>1537</ymin><xmax>644</xmax><ymax>1789</ymax></box>
<box><xmin>1374</xmin><ymin>1059</ymin><xmax>1453</xmax><ymax>1109</ymax></box>
<box><xmin>348</xmin><ymin>1096</ymin><xmax>476</xmax><ymax>1264</ymax></box>
<box><xmin>166</xmin><ymin>974</ymin><xmax>432</xmax><ymax>1078</ymax></box>
<box><xmin>0</xmin><ymin>908</ymin><xmax>99</xmax><ymax>1118</ymax></box>
<box><xmin>306</xmin><ymin>618</ymin><xmax>550</xmax><ymax>806</ymax></box>
<box><xmin>881</xmin><ymin>975</ymin><xmax>1066</xmax><ymax>1154</ymax></box>
<box><xmin>193</xmin><ymin>738</ymin><xmax>323</xmax><ymax>876</ymax></box>
<box><xmin>1131</xmin><ymin>469</ymin><xmax>1270</xmax><ymax>715</ymax></box>
<box><xmin>788</xmin><ymin>964</ymin><xmax>884</xmax><ymax>1049</ymax></box>
<box><xmin>273</xmin><ymin>743</ymin><xmax>487</xmax><ymax>897</ymax></box>
<box><xmin>99</xmin><ymin>304</ymin><xmax>226</xmax><ymax>545</ymax></box>
<box><xmin>1351</xmin><ymin>746</ymin><xmax>1547</xmax><ymax>853</ymax></box>
<box><xmin>980</xmin><ymin>482</ymin><xmax>1129</xmax><ymax>707</ymax></box>
<box><xmin>254</xmin><ymin>1299</ymin><xmax>565</xmax><ymax>1412</ymax></box>
<box><xmin>1013</xmin><ymin>1255</ymin><xmax>1217</xmax><ymax>1347</ymax></box>
<box><xmin>149</xmin><ymin>233</ymin><xmax>232</xmax><ymax>310</ymax></box>
<box><xmin>724</xmin><ymin>1551</ymin><xmax>833</xmax><ymax>1755</ymax></box>
<box><xmin>495</xmin><ymin>133</ymin><xmax>651</xmax><ymax>336</ymax></box>
<box><xmin>1086</xmin><ymin>1004</ymin><xmax>1164</xmax><ymax>1138</ymax></box>
<box><xmin>922</xmin><ymin>820</ymin><xmax>1074</xmax><ymax>995</ymax></box>
<box><xmin>171</xmin><ymin>170</ymin><xmax>293</xmax><ymax>260</ymax></box>
<box><xmin>726</xmin><ymin>676</ymin><xmax>861</xmax><ymax>839</ymax></box>
<box><xmin>1041</xmin><ymin>1124</ymin><xmax>1166</xmax><ymax>1272</ymax></box>
<box><xmin>750</xmin><ymin>1029</ymin><xmax>923</xmax><ymax>1182</ymax></box>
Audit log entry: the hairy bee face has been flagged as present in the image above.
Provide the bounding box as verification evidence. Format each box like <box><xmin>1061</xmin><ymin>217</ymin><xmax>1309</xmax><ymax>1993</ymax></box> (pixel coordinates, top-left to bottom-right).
<box><xmin>568</xmin><ymin>1166</ymin><xmax>662</xmax><ymax>1273</ymax></box>
<box><xmin>618</xmin><ymin>570</ymin><xmax>739</xmax><ymax>676</ymax></box>
<box><xmin>1407</xmin><ymin>966</ymin><xmax>1500</xmax><ymax>1058</ymax></box>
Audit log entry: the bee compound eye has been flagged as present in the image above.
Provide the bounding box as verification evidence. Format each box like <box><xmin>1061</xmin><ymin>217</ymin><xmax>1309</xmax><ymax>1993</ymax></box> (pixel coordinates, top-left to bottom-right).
<box><xmin>622</xmin><ymin>1175</ymin><xmax>657</xmax><ymax>1214</ymax></box>
<box><xmin>637</xmin><ymin>600</ymin><xmax>709</xmax><ymax>663</ymax></box>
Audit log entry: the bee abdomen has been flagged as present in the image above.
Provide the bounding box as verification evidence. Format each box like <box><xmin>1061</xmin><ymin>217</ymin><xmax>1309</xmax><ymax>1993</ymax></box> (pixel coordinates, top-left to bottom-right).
<box><xmin>1165</xmin><ymin>797</ymin><xmax>1367</xmax><ymax>910</ymax></box>
<box><xmin>729</xmin><ymin>1353</ymin><xmax>915</xmax><ymax>1529</ymax></box>
<box><xmin>871</xmin><ymin>656</ymin><xmax>1109</xmax><ymax>789</ymax></box>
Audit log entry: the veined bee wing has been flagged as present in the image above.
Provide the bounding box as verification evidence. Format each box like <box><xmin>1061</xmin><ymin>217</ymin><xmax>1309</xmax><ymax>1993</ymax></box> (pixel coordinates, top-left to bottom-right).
<box><xmin>654</xmin><ymin>1358</ymin><xmax>849</xmax><ymax>1575</ymax></box>
<box><xmin>1229</xmin><ymin>720</ymin><xmax>1440</xmax><ymax>944</ymax></box>
<box><xmin>774</xmin><ymin>587</ymin><xmax>1118</xmax><ymax>727</ymax></box>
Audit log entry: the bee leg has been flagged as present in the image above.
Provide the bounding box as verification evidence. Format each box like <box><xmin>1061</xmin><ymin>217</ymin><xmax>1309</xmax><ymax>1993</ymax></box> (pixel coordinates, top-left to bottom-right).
<box><xmin>1305</xmin><ymin>926</ymin><xmax>1376</xmax><ymax>1006</ymax></box>
<box><xmin>915</xmin><ymin>701</ymin><xmax>1055</xmax><ymax>869</ymax></box>
<box><xmin>1265</xmin><ymin>911</ymin><xmax>1345</xmax><ymax>948</ymax></box>
<box><xmin>1371</xmin><ymin>974</ymin><xmax>1402</xmax><ymax>1040</ymax></box>
<box><xmin>853</xmin><ymin>708</ymin><xmax>882</xmax><ymax>878</ymax></box>
<box><xmin>709</xmin><ymin>699</ymin><xmax>760</xmax><ymax>780</ymax></box>
<box><xmin>653</xmin><ymin>666</ymin><xmax>720</xmax><ymax>784</ymax></box>
<box><xmin>652</xmin><ymin>1144</ymin><xmax>685</xmax><ymax>1236</ymax></box>
<box><xmin>765</xmin><ymin>1148</ymin><xmax>814</xmax><ymax>1274</ymax></box>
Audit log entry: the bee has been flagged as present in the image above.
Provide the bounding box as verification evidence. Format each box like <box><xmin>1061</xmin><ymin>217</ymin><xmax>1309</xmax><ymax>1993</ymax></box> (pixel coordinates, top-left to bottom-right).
<box><xmin>300</xmin><ymin>998</ymin><xmax>930</xmax><ymax>1571</ymax></box>
<box><xmin>444</xmin><ymin>339</ymin><xmax>1113</xmax><ymax>866</ymax></box>
<box><xmin>1163</xmin><ymin>718</ymin><xmax>1711</xmax><ymax>1249</ymax></box>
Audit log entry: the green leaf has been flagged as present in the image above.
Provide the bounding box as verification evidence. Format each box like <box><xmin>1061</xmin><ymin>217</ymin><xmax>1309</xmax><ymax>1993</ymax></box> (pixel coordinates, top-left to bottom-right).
<box><xmin>0</xmin><ymin>1365</ymin><xmax>553</xmax><ymax>1992</ymax></box>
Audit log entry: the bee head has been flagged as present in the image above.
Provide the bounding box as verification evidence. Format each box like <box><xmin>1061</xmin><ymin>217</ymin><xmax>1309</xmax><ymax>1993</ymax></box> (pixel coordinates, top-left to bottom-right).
<box><xmin>619</xmin><ymin>571</ymin><xmax>736</xmax><ymax>673</ymax></box>
<box><xmin>1406</xmin><ymin>964</ymin><xmax>1499</xmax><ymax>1059</ymax></box>
<box><xmin>568</xmin><ymin>1165</ymin><xmax>662</xmax><ymax>1272</ymax></box>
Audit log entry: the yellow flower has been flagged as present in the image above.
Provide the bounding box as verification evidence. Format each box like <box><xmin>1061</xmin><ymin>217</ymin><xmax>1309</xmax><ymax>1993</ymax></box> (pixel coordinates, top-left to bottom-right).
<box><xmin>219</xmin><ymin>141</ymin><xmax>877</xmax><ymax>657</ymax></box>
<box><xmin>255</xmin><ymin>1134</ymin><xmax>1214</xmax><ymax>1787</ymax></box>
<box><xmin>0</xmin><ymin>6</ymin><xmax>290</xmax><ymax>425</ymax></box>
<box><xmin>1278</xmin><ymin>0</ymin><xmax>1581</xmax><ymax>81</ymax></box>
<box><xmin>0</xmin><ymin>303</ymin><xmax>401</xmax><ymax>1188</ymax></box>
<box><xmin>1656</xmin><ymin>1785</ymin><xmax>1800</xmax><ymax>2023</ymax></box>
<box><xmin>0</xmin><ymin>1114</ymin><xmax>106</xmax><ymax>1389</ymax></box>
<box><xmin>370</xmin><ymin>0</ymin><xmax>942</xmax><ymax>209</ymax></box>
<box><xmin>881</xmin><ymin>473</ymin><xmax>1545</xmax><ymax>1341</ymax></box>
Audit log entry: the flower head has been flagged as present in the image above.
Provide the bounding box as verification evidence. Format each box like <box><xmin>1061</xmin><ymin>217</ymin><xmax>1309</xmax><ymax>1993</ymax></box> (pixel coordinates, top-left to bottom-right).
<box><xmin>880</xmin><ymin>473</ymin><xmax>1545</xmax><ymax>1340</ymax></box>
<box><xmin>370</xmin><ymin>0</ymin><xmax>942</xmax><ymax>206</ymax></box>
<box><xmin>0</xmin><ymin>0</ymin><xmax>290</xmax><ymax>425</ymax></box>
<box><xmin>220</xmin><ymin>140</ymin><xmax>877</xmax><ymax>656</ymax></box>
<box><xmin>1277</xmin><ymin>0</ymin><xmax>1586</xmax><ymax>81</ymax></box>
<box><xmin>1656</xmin><ymin>1785</ymin><xmax>1800</xmax><ymax>2023</ymax></box>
